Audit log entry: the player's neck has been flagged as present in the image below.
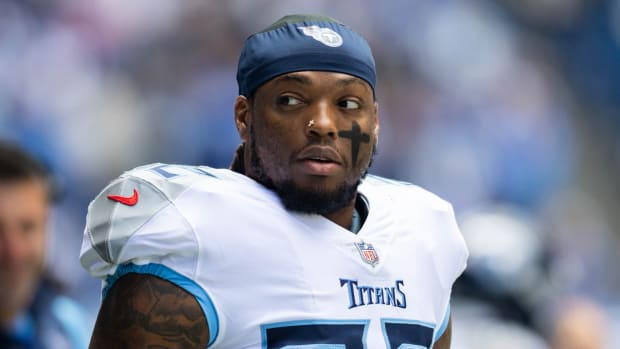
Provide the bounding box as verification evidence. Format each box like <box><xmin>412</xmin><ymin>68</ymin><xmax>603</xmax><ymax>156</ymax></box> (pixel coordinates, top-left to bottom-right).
<box><xmin>322</xmin><ymin>203</ymin><xmax>355</xmax><ymax>231</ymax></box>
<box><xmin>322</xmin><ymin>194</ymin><xmax>367</xmax><ymax>233</ymax></box>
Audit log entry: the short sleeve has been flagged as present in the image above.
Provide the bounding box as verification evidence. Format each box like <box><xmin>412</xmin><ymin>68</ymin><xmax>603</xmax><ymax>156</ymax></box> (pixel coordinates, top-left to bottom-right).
<box><xmin>79</xmin><ymin>172</ymin><xmax>220</xmax><ymax>345</ymax></box>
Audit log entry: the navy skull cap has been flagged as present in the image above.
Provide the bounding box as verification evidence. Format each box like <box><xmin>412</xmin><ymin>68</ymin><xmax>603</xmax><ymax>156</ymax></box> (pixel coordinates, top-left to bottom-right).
<box><xmin>236</xmin><ymin>14</ymin><xmax>377</xmax><ymax>97</ymax></box>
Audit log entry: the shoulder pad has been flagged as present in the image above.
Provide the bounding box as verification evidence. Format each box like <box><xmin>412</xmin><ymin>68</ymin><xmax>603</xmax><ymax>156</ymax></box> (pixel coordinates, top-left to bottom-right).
<box><xmin>86</xmin><ymin>163</ymin><xmax>217</xmax><ymax>264</ymax></box>
<box><xmin>362</xmin><ymin>175</ymin><xmax>452</xmax><ymax>211</ymax></box>
<box><xmin>86</xmin><ymin>174</ymin><xmax>180</xmax><ymax>264</ymax></box>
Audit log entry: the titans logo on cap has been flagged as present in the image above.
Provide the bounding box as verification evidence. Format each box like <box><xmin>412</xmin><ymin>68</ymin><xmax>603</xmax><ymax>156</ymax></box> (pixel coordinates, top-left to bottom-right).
<box><xmin>297</xmin><ymin>25</ymin><xmax>343</xmax><ymax>47</ymax></box>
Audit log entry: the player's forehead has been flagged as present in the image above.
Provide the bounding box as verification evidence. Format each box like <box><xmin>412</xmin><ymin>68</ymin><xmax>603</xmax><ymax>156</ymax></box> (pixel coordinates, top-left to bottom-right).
<box><xmin>260</xmin><ymin>71</ymin><xmax>373</xmax><ymax>93</ymax></box>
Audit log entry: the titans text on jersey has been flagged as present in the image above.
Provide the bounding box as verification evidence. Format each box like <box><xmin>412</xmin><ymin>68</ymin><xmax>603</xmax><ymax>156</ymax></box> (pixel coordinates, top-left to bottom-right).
<box><xmin>340</xmin><ymin>278</ymin><xmax>406</xmax><ymax>309</ymax></box>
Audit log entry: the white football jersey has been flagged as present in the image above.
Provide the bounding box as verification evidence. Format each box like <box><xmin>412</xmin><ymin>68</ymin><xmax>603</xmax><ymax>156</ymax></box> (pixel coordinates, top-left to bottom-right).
<box><xmin>80</xmin><ymin>163</ymin><xmax>468</xmax><ymax>348</ymax></box>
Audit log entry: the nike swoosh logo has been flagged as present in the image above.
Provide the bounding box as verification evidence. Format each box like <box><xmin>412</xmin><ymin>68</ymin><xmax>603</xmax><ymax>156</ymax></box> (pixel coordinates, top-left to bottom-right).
<box><xmin>107</xmin><ymin>189</ymin><xmax>139</xmax><ymax>206</ymax></box>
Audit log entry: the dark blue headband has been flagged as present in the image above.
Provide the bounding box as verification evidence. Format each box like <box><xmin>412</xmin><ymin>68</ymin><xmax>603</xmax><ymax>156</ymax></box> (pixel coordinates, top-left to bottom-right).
<box><xmin>236</xmin><ymin>17</ymin><xmax>377</xmax><ymax>97</ymax></box>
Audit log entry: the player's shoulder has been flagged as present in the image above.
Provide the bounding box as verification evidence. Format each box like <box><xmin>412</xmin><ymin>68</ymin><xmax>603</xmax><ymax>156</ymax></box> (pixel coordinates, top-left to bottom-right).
<box><xmin>84</xmin><ymin>163</ymin><xmax>243</xmax><ymax>264</ymax></box>
<box><xmin>102</xmin><ymin>162</ymin><xmax>253</xmax><ymax>197</ymax></box>
<box><xmin>361</xmin><ymin>174</ymin><xmax>453</xmax><ymax>212</ymax></box>
<box><xmin>118</xmin><ymin>162</ymin><xmax>236</xmax><ymax>185</ymax></box>
<box><xmin>89</xmin><ymin>163</ymin><xmax>231</xmax><ymax>208</ymax></box>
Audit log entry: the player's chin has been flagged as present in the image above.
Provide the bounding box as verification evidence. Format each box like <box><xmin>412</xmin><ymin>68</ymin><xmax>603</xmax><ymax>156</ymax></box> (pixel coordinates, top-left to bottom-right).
<box><xmin>292</xmin><ymin>173</ymin><xmax>346</xmax><ymax>192</ymax></box>
<box><xmin>277</xmin><ymin>177</ymin><xmax>357</xmax><ymax>215</ymax></box>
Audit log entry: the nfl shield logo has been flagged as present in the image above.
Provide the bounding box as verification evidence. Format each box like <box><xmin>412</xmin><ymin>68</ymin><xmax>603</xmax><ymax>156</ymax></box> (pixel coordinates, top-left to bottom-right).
<box><xmin>355</xmin><ymin>241</ymin><xmax>379</xmax><ymax>267</ymax></box>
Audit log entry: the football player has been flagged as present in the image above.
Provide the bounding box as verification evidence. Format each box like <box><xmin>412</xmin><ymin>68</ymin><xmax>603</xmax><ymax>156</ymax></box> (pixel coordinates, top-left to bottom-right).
<box><xmin>81</xmin><ymin>14</ymin><xmax>468</xmax><ymax>348</ymax></box>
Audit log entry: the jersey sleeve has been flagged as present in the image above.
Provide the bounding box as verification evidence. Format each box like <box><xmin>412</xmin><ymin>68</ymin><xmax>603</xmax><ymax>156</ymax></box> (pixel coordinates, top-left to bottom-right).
<box><xmin>424</xmin><ymin>198</ymin><xmax>468</xmax><ymax>343</ymax></box>
<box><xmin>433</xmin><ymin>202</ymin><xmax>469</xmax><ymax>289</ymax></box>
<box><xmin>79</xmin><ymin>164</ymin><xmax>219</xmax><ymax>345</ymax></box>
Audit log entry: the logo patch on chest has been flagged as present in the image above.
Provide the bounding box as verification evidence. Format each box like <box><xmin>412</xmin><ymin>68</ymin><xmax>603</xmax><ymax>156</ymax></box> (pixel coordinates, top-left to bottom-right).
<box><xmin>354</xmin><ymin>241</ymin><xmax>379</xmax><ymax>267</ymax></box>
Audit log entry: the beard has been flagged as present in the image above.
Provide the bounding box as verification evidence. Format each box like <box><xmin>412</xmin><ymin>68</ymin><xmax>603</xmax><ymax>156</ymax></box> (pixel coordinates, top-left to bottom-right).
<box><xmin>249</xmin><ymin>135</ymin><xmax>375</xmax><ymax>215</ymax></box>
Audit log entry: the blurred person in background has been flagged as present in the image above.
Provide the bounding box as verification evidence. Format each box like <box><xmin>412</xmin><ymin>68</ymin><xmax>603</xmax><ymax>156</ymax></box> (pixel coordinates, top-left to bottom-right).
<box><xmin>0</xmin><ymin>141</ymin><xmax>91</xmax><ymax>349</ymax></box>
<box><xmin>79</xmin><ymin>14</ymin><xmax>468</xmax><ymax>348</ymax></box>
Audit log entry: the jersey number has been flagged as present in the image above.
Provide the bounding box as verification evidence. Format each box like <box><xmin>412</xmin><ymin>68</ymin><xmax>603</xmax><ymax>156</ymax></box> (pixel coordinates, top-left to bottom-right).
<box><xmin>262</xmin><ymin>319</ymin><xmax>434</xmax><ymax>348</ymax></box>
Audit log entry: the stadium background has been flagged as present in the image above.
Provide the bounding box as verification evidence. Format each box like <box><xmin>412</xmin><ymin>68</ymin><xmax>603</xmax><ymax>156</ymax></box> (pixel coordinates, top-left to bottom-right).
<box><xmin>1</xmin><ymin>0</ymin><xmax>619</xmax><ymax>347</ymax></box>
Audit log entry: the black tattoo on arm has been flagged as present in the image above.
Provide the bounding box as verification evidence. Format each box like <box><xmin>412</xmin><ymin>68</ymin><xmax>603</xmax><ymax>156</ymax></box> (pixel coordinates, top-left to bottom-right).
<box><xmin>338</xmin><ymin>121</ymin><xmax>370</xmax><ymax>165</ymax></box>
<box><xmin>89</xmin><ymin>273</ymin><xmax>209</xmax><ymax>349</ymax></box>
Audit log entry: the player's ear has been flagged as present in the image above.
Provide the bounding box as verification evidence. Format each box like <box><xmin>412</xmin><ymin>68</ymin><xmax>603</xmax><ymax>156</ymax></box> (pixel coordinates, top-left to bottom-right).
<box><xmin>234</xmin><ymin>95</ymin><xmax>250</xmax><ymax>141</ymax></box>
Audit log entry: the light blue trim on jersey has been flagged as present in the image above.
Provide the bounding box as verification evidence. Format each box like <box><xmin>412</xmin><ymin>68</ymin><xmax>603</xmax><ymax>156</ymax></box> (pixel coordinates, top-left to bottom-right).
<box><xmin>433</xmin><ymin>303</ymin><xmax>451</xmax><ymax>343</ymax></box>
<box><xmin>260</xmin><ymin>319</ymin><xmax>370</xmax><ymax>349</ymax></box>
<box><xmin>51</xmin><ymin>296</ymin><xmax>92</xmax><ymax>349</ymax></box>
<box><xmin>282</xmin><ymin>345</ymin><xmax>345</xmax><ymax>349</ymax></box>
<box><xmin>104</xmin><ymin>263</ymin><xmax>219</xmax><ymax>346</ymax></box>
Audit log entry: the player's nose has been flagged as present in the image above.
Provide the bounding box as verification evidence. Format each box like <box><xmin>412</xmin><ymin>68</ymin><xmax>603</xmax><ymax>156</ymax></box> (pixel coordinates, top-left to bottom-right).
<box><xmin>306</xmin><ymin>100</ymin><xmax>337</xmax><ymax>139</ymax></box>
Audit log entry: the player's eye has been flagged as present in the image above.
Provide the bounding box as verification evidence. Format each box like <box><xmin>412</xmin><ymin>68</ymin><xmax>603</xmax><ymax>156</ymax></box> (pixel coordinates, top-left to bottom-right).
<box><xmin>338</xmin><ymin>99</ymin><xmax>361</xmax><ymax>110</ymax></box>
<box><xmin>277</xmin><ymin>95</ymin><xmax>303</xmax><ymax>106</ymax></box>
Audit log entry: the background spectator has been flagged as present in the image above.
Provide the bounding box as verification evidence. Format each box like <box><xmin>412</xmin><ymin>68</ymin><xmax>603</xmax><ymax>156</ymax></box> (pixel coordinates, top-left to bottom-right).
<box><xmin>0</xmin><ymin>141</ymin><xmax>91</xmax><ymax>349</ymax></box>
